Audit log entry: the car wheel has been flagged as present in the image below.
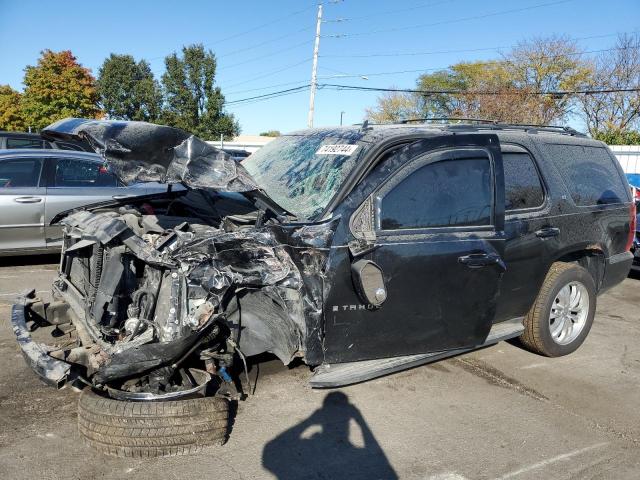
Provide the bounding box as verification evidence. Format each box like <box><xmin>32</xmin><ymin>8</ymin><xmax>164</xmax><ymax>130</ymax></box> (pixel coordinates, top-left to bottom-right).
<box><xmin>520</xmin><ymin>261</ymin><xmax>596</xmax><ymax>357</ymax></box>
<box><xmin>78</xmin><ymin>388</ymin><xmax>229</xmax><ymax>457</ymax></box>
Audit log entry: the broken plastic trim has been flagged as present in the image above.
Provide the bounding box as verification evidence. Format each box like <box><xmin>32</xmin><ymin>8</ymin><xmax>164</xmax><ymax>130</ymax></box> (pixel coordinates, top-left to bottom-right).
<box><xmin>11</xmin><ymin>290</ymin><xmax>71</xmax><ymax>388</ymax></box>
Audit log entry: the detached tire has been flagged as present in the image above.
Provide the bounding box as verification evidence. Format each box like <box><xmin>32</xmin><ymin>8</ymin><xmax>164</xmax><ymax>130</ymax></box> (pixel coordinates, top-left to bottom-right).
<box><xmin>78</xmin><ymin>388</ymin><xmax>229</xmax><ymax>458</ymax></box>
<box><xmin>520</xmin><ymin>261</ymin><xmax>596</xmax><ymax>357</ymax></box>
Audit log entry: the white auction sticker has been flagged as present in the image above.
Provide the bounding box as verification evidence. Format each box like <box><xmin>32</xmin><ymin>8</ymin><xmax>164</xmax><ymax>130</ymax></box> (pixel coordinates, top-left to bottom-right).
<box><xmin>315</xmin><ymin>144</ymin><xmax>359</xmax><ymax>155</ymax></box>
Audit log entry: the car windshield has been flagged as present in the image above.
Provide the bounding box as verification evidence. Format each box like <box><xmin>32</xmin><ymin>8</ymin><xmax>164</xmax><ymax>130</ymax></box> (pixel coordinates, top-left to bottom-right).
<box><xmin>243</xmin><ymin>129</ymin><xmax>366</xmax><ymax>219</ymax></box>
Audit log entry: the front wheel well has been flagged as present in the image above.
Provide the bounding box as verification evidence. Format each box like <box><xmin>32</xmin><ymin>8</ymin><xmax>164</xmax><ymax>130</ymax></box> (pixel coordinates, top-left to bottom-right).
<box><xmin>556</xmin><ymin>249</ymin><xmax>606</xmax><ymax>291</ymax></box>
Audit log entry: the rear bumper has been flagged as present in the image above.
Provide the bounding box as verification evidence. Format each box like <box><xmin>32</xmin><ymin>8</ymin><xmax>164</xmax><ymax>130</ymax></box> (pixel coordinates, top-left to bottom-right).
<box><xmin>601</xmin><ymin>251</ymin><xmax>634</xmax><ymax>291</ymax></box>
<box><xmin>11</xmin><ymin>290</ymin><xmax>70</xmax><ymax>388</ymax></box>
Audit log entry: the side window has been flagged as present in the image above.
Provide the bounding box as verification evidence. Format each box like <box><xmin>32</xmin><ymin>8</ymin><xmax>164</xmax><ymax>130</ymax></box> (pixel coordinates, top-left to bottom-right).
<box><xmin>0</xmin><ymin>158</ymin><xmax>43</xmax><ymax>188</ymax></box>
<box><xmin>503</xmin><ymin>151</ymin><xmax>545</xmax><ymax>211</ymax></box>
<box><xmin>6</xmin><ymin>138</ymin><xmax>45</xmax><ymax>149</ymax></box>
<box><xmin>54</xmin><ymin>158</ymin><xmax>118</xmax><ymax>187</ymax></box>
<box><xmin>55</xmin><ymin>141</ymin><xmax>85</xmax><ymax>151</ymax></box>
<box><xmin>546</xmin><ymin>144</ymin><xmax>629</xmax><ymax>206</ymax></box>
<box><xmin>380</xmin><ymin>157</ymin><xmax>492</xmax><ymax>230</ymax></box>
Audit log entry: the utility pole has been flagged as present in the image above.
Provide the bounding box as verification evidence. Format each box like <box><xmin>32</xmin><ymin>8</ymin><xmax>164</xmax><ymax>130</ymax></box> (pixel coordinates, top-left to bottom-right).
<box><xmin>340</xmin><ymin>111</ymin><xmax>345</xmax><ymax>125</ymax></box>
<box><xmin>307</xmin><ymin>4</ymin><xmax>322</xmax><ymax>128</ymax></box>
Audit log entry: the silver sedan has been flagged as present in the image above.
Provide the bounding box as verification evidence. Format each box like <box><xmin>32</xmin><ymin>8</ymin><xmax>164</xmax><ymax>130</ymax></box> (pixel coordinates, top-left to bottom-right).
<box><xmin>0</xmin><ymin>149</ymin><xmax>168</xmax><ymax>256</ymax></box>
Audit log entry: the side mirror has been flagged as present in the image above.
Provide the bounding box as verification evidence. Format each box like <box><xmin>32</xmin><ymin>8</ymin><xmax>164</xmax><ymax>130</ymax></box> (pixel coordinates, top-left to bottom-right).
<box><xmin>351</xmin><ymin>259</ymin><xmax>387</xmax><ymax>307</ymax></box>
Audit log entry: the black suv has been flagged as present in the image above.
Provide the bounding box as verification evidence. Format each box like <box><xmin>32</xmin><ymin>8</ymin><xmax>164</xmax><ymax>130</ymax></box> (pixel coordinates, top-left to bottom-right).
<box><xmin>11</xmin><ymin>118</ymin><xmax>634</xmax><ymax>457</ymax></box>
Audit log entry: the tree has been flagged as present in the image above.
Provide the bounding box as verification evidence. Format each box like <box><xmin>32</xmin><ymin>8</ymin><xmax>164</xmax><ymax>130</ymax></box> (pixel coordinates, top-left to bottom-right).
<box><xmin>97</xmin><ymin>54</ymin><xmax>162</xmax><ymax>122</ymax></box>
<box><xmin>161</xmin><ymin>44</ymin><xmax>239</xmax><ymax>140</ymax></box>
<box><xmin>0</xmin><ymin>85</ymin><xmax>26</xmax><ymax>131</ymax></box>
<box><xmin>578</xmin><ymin>33</ymin><xmax>640</xmax><ymax>138</ymax></box>
<box><xmin>21</xmin><ymin>50</ymin><xmax>100</xmax><ymax>130</ymax></box>
<box><xmin>367</xmin><ymin>36</ymin><xmax>591</xmax><ymax>126</ymax></box>
<box><xmin>259</xmin><ymin>130</ymin><xmax>281</xmax><ymax>137</ymax></box>
<box><xmin>505</xmin><ymin>36</ymin><xmax>591</xmax><ymax>124</ymax></box>
<box><xmin>365</xmin><ymin>90</ymin><xmax>421</xmax><ymax>123</ymax></box>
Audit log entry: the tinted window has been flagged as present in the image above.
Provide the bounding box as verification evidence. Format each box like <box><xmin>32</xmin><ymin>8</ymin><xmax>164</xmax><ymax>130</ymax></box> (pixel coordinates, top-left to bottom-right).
<box><xmin>546</xmin><ymin>144</ymin><xmax>629</xmax><ymax>206</ymax></box>
<box><xmin>6</xmin><ymin>137</ymin><xmax>45</xmax><ymax>149</ymax></box>
<box><xmin>0</xmin><ymin>158</ymin><xmax>43</xmax><ymax>187</ymax></box>
<box><xmin>55</xmin><ymin>141</ymin><xmax>85</xmax><ymax>151</ymax></box>
<box><xmin>54</xmin><ymin>158</ymin><xmax>118</xmax><ymax>187</ymax></box>
<box><xmin>503</xmin><ymin>152</ymin><xmax>544</xmax><ymax>211</ymax></box>
<box><xmin>380</xmin><ymin>157</ymin><xmax>492</xmax><ymax>230</ymax></box>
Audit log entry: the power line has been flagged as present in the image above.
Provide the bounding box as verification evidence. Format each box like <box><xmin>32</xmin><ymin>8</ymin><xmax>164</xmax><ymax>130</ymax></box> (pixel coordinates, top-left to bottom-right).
<box><xmin>223</xmin><ymin>83</ymin><xmax>640</xmax><ymax>107</ymax></box>
<box><xmin>316</xmin><ymin>46</ymin><xmax>635</xmax><ymax>81</ymax></box>
<box><xmin>323</xmin><ymin>0</ymin><xmax>574</xmax><ymax>38</ymax></box>
<box><xmin>319</xmin><ymin>83</ymin><xmax>640</xmax><ymax>96</ymax></box>
<box><xmin>207</xmin><ymin>4</ymin><xmax>316</xmax><ymax>46</ymax></box>
<box><xmin>225</xmin><ymin>79</ymin><xmax>311</xmax><ymax>96</ymax></box>
<box><xmin>319</xmin><ymin>32</ymin><xmax>627</xmax><ymax>59</ymax></box>
<box><xmin>226</xmin><ymin>85</ymin><xmax>311</xmax><ymax>106</ymax></box>
<box><xmin>218</xmin><ymin>40</ymin><xmax>312</xmax><ymax>71</ymax></box>
<box><xmin>322</xmin><ymin>0</ymin><xmax>455</xmax><ymax>23</ymax></box>
<box><xmin>147</xmin><ymin>6</ymin><xmax>316</xmax><ymax>62</ymax></box>
<box><xmin>217</xmin><ymin>26</ymin><xmax>314</xmax><ymax>59</ymax></box>
<box><xmin>223</xmin><ymin>58</ymin><xmax>311</xmax><ymax>90</ymax></box>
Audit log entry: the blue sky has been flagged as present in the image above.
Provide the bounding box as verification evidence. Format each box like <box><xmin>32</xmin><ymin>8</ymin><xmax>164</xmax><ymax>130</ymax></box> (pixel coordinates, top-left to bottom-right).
<box><xmin>1</xmin><ymin>0</ymin><xmax>638</xmax><ymax>134</ymax></box>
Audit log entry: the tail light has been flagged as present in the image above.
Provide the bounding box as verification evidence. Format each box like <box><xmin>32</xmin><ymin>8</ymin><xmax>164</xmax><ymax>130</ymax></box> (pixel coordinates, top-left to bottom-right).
<box><xmin>626</xmin><ymin>201</ymin><xmax>637</xmax><ymax>251</ymax></box>
<box><xmin>635</xmin><ymin>187</ymin><xmax>640</xmax><ymax>201</ymax></box>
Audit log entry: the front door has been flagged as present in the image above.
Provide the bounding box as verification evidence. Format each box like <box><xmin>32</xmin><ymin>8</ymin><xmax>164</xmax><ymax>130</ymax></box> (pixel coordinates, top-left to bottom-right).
<box><xmin>0</xmin><ymin>156</ymin><xmax>46</xmax><ymax>252</ymax></box>
<box><xmin>324</xmin><ymin>135</ymin><xmax>506</xmax><ymax>362</ymax></box>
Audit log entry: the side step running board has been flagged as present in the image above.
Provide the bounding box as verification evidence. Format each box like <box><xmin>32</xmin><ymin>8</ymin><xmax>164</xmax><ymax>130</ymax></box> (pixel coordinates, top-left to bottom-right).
<box><xmin>310</xmin><ymin>317</ymin><xmax>524</xmax><ymax>388</ymax></box>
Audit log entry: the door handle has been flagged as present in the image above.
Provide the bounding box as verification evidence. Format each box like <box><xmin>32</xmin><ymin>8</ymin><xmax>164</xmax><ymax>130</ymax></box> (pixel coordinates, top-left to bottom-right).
<box><xmin>112</xmin><ymin>195</ymin><xmax>132</xmax><ymax>200</ymax></box>
<box><xmin>458</xmin><ymin>252</ymin><xmax>504</xmax><ymax>269</ymax></box>
<box><xmin>535</xmin><ymin>227</ymin><xmax>560</xmax><ymax>239</ymax></box>
<box><xmin>13</xmin><ymin>196</ymin><xmax>42</xmax><ymax>204</ymax></box>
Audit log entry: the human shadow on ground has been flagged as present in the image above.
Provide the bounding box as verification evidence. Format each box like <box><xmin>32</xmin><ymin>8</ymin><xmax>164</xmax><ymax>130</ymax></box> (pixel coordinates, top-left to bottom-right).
<box><xmin>262</xmin><ymin>391</ymin><xmax>398</xmax><ymax>480</ymax></box>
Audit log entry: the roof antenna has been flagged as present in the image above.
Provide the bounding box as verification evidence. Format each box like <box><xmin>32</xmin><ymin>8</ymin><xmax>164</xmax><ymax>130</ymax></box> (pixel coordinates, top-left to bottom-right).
<box><xmin>361</xmin><ymin>119</ymin><xmax>370</xmax><ymax>130</ymax></box>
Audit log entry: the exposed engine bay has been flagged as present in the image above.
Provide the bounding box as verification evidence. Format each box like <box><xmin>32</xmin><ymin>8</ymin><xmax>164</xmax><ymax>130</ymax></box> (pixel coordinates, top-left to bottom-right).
<box><xmin>14</xmin><ymin>118</ymin><xmax>338</xmax><ymax>401</ymax></box>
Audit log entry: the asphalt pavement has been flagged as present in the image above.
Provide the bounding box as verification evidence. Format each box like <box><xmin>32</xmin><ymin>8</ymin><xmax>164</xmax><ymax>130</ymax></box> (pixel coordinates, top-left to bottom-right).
<box><xmin>0</xmin><ymin>255</ymin><xmax>638</xmax><ymax>480</ymax></box>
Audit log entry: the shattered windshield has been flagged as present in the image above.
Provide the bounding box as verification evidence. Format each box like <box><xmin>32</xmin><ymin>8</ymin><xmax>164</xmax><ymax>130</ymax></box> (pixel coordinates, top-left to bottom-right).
<box><xmin>243</xmin><ymin>130</ymin><xmax>366</xmax><ymax>219</ymax></box>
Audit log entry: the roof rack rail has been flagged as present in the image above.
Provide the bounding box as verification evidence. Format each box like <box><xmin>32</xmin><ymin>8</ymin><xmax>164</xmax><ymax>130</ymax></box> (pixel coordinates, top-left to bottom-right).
<box><xmin>399</xmin><ymin>117</ymin><xmax>499</xmax><ymax>125</ymax></box>
<box><xmin>397</xmin><ymin>117</ymin><xmax>586</xmax><ymax>137</ymax></box>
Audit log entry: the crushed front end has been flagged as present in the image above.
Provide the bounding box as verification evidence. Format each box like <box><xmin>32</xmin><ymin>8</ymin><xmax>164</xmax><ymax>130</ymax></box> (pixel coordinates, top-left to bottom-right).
<box><xmin>11</xmin><ymin>118</ymin><xmax>338</xmax><ymax>401</ymax></box>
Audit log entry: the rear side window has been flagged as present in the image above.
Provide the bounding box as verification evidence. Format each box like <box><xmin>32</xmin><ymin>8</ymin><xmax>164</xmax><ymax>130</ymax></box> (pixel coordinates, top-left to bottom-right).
<box><xmin>0</xmin><ymin>158</ymin><xmax>43</xmax><ymax>188</ymax></box>
<box><xmin>6</xmin><ymin>137</ymin><xmax>45</xmax><ymax>149</ymax></box>
<box><xmin>503</xmin><ymin>152</ymin><xmax>545</xmax><ymax>211</ymax></box>
<box><xmin>546</xmin><ymin>144</ymin><xmax>629</xmax><ymax>206</ymax></box>
<box><xmin>380</xmin><ymin>157</ymin><xmax>492</xmax><ymax>230</ymax></box>
<box><xmin>55</xmin><ymin>141</ymin><xmax>85</xmax><ymax>151</ymax></box>
<box><xmin>54</xmin><ymin>158</ymin><xmax>118</xmax><ymax>187</ymax></box>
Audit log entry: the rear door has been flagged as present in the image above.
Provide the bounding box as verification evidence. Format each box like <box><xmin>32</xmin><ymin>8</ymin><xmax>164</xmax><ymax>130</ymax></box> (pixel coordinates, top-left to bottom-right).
<box><xmin>43</xmin><ymin>156</ymin><xmax>143</xmax><ymax>246</ymax></box>
<box><xmin>0</xmin><ymin>156</ymin><xmax>47</xmax><ymax>252</ymax></box>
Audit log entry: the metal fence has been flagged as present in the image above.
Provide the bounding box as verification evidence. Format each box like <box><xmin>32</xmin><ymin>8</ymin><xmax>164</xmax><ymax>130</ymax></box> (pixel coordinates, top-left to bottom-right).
<box><xmin>610</xmin><ymin>145</ymin><xmax>640</xmax><ymax>174</ymax></box>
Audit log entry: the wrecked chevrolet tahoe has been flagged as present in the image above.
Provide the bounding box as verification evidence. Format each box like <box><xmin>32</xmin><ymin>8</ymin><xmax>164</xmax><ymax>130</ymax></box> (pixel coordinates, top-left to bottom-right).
<box><xmin>11</xmin><ymin>118</ymin><xmax>634</xmax><ymax>457</ymax></box>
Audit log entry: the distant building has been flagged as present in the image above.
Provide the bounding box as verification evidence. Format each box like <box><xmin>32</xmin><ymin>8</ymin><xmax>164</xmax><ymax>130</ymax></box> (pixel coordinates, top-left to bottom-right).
<box><xmin>207</xmin><ymin>135</ymin><xmax>275</xmax><ymax>155</ymax></box>
<box><xmin>610</xmin><ymin>145</ymin><xmax>640</xmax><ymax>174</ymax></box>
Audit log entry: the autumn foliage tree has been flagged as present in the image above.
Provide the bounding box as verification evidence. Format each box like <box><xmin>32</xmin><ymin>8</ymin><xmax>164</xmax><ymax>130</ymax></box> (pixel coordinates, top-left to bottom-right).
<box><xmin>21</xmin><ymin>50</ymin><xmax>100</xmax><ymax>130</ymax></box>
<box><xmin>0</xmin><ymin>85</ymin><xmax>26</xmax><ymax>131</ymax></box>
<box><xmin>367</xmin><ymin>36</ymin><xmax>592</xmax><ymax>126</ymax></box>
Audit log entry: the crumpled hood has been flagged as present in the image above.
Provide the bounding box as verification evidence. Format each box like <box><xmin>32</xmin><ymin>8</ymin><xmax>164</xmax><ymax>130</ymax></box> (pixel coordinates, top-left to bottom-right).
<box><xmin>42</xmin><ymin>118</ymin><xmax>259</xmax><ymax>192</ymax></box>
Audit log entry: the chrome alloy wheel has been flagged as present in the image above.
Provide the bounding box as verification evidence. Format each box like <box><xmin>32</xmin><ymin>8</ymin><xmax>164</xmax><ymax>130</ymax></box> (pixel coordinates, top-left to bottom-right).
<box><xmin>549</xmin><ymin>281</ymin><xmax>589</xmax><ymax>345</ymax></box>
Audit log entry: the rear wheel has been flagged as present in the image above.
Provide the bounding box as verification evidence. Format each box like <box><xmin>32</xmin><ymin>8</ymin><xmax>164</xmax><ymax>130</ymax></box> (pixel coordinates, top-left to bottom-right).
<box><xmin>78</xmin><ymin>388</ymin><xmax>229</xmax><ymax>458</ymax></box>
<box><xmin>520</xmin><ymin>262</ymin><xmax>596</xmax><ymax>357</ymax></box>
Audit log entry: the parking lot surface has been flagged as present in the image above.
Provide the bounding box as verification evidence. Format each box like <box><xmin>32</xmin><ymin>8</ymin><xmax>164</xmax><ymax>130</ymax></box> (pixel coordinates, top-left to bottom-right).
<box><xmin>0</xmin><ymin>255</ymin><xmax>638</xmax><ymax>480</ymax></box>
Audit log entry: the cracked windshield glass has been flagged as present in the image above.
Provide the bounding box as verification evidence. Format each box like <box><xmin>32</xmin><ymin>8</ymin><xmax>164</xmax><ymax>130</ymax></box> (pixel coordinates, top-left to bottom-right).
<box><xmin>243</xmin><ymin>130</ymin><xmax>365</xmax><ymax>219</ymax></box>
